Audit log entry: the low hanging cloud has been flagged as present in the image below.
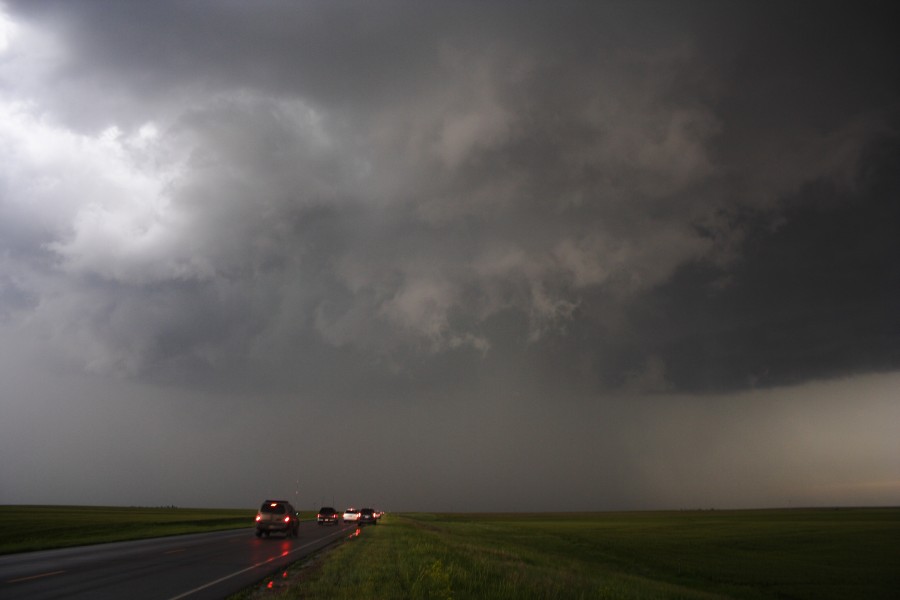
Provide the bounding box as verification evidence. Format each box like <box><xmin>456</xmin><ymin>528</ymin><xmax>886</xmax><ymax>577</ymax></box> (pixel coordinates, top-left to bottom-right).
<box><xmin>2</xmin><ymin>1</ymin><xmax>899</xmax><ymax>514</ymax></box>
<box><xmin>1</xmin><ymin>0</ymin><xmax>897</xmax><ymax>393</ymax></box>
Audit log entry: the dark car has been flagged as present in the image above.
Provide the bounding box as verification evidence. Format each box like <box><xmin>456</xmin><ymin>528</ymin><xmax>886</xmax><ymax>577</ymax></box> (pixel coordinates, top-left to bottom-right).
<box><xmin>358</xmin><ymin>507</ymin><xmax>377</xmax><ymax>526</ymax></box>
<box><xmin>255</xmin><ymin>500</ymin><xmax>300</xmax><ymax>538</ymax></box>
<box><xmin>317</xmin><ymin>506</ymin><xmax>340</xmax><ymax>525</ymax></box>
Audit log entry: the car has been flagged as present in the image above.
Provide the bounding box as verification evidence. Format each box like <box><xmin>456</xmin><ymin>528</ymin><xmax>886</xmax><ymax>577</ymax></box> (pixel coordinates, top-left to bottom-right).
<box><xmin>342</xmin><ymin>508</ymin><xmax>360</xmax><ymax>523</ymax></box>
<box><xmin>358</xmin><ymin>507</ymin><xmax>377</xmax><ymax>525</ymax></box>
<box><xmin>255</xmin><ymin>500</ymin><xmax>300</xmax><ymax>538</ymax></box>
<box><xmin>317</xmin><ymin>506</ymin><xmax>340</xmax><ymax>525</ymax></box>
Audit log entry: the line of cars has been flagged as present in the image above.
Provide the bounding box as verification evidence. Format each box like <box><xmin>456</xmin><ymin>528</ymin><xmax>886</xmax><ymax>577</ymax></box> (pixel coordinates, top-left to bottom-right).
<box><xmin>254</xmin><ymin>500</ymin><xmax>383</xmax><ymax>538</ymax></box>
<box><xmin>320</xmin><ymin>506</ymin><xmax>381</xmax><ymax>525</ymax></box>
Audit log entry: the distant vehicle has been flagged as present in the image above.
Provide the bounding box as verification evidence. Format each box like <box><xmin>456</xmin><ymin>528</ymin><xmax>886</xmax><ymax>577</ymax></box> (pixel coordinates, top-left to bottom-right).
<box><xmin>358</xmin><ymin>507</ymin><xmax>378</xmax><ymax>525</ymax></box>
<box><xmin>343</xmin><ymin>508</ymin><xmax>360</xmax><ymax>523</ymax></box>
<box><xmin>317</xmin><ymin>506</ymin><xmax>340</xmax><ymax>525</ymax></box>
<box><xmin>255</xmin><ymin>500</ymin><xmax>300</xmax><ymax>538</ymax></box>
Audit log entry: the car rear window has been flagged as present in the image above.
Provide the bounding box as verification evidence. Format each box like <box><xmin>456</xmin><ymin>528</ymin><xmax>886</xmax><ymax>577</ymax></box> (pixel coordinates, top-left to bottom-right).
<box><xmin>261</xmin><ymin>503</ymin><xmax>286</xmax><ymax>514</ymax></box>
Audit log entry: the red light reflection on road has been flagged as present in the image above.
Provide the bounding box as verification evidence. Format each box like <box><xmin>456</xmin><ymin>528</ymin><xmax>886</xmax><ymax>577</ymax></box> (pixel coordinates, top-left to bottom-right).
<box><xmin>261</xmin><ymin>571</ymin><xmax>289</xmax><ymax>592</ymax></box>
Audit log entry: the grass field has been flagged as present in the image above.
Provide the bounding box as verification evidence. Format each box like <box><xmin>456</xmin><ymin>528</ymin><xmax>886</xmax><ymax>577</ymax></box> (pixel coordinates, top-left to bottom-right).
<box><xmin>0</xmin><ymin>505</ymin><xmax>260</xmax><ymax>554</ymax></box>
<box><xmin>258</xmin><ymin>509</ymin><xmax>900</xmax><ymax>600</ymax></box>
<box><xmin>4</xmin><ymin>506</ymin><xmax>898</xmax><ymax>598</ymax></box>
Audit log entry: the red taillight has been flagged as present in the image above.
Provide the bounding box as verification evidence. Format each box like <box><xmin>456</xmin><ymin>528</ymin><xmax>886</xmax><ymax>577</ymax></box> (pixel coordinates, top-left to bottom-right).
<box><xmin>255</xmin><ymin>514</ymin><xmax>261</xmax><ymax>522</ymax></box>
<box><xmin>283</xmin><ymin>515</ymin><xmax>291</xmax><ymax>523</ymax></box>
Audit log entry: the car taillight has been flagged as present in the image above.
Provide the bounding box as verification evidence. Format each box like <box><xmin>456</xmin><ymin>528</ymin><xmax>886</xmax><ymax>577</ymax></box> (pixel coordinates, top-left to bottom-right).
<box><xmin>283</xmin><ymin>516</ymin><xmax>291</xmax><ymax>523</ymax></box>
<box><xmin>255</xmin><ymin>514</ymin><xmax>261</xmax><ymax>522</ymax></box>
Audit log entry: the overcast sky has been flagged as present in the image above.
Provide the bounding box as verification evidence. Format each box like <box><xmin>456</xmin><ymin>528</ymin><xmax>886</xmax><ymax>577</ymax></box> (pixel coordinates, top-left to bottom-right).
<box><xmin>1</xmin><ymin>0</ymin><xmax>898</xmax><ymax>512</ymax></box>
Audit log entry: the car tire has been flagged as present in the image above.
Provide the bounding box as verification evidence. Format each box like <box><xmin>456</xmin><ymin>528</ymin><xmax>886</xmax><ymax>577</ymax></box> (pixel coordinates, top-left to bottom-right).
<box><xmin>255</xmin><ymin>530</ymin><xmax>262</xmax><ymax>538</ymax></box>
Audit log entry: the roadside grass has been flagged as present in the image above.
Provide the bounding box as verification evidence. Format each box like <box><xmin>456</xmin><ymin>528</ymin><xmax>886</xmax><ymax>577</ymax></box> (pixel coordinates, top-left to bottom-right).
<box><xmin>264</xmin><ymin>509</ymin><xmax>900</xmax><ymax>600</ymax></box>
<box><xmin>0</xmin><ymin>505</ymin><xmax>265</xmax><ymax>554</ymax></box>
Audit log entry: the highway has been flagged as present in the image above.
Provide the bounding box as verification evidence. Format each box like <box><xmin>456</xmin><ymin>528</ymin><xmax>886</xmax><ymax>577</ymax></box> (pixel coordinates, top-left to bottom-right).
<box><xmin>0</xmin><ymin>521</ymin><xmax>355</xmax><ymax>599</ymax></box>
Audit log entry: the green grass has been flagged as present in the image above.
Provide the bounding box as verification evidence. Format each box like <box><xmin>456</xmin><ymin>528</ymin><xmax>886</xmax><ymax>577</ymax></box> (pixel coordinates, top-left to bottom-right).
<box><xmin>0</xmin><ymin>505</ymin><xmax>263</xmax><ymax>554</ymax></box>
<box><xmin>267</xmin><ymin>509</ymin><xmax>900</xmax><ymax>600</ymax></box>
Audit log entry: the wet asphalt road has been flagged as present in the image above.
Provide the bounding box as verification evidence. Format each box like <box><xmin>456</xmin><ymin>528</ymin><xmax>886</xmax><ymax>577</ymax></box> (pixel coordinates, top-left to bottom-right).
<box><xmin>0</xmin><ymin>521</ymin><xmax>355</xmax><ymax>600</ymax></box>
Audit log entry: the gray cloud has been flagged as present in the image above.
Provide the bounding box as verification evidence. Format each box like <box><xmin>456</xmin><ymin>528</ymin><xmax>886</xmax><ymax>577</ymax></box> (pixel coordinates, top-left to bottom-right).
<box><xmin>1</xmin><ymin>0</ymin><xmax>898</xmax><ymax>510</ymax></box>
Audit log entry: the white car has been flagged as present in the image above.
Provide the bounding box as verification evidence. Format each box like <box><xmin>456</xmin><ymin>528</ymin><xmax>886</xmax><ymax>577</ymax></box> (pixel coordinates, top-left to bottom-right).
<box><xmin>343</xmin><ymin>508</ymin><xmax>360</xmax><ymax>523</ymax></box>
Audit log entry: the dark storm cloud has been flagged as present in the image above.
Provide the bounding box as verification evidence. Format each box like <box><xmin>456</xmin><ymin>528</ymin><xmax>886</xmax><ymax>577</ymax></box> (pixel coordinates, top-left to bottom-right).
<box><xmin>1</xmin><ymin>0</ymin><xmax>897</xmax><ymax>395</ymax></box>
<box><xmin>632</xmin><ymin>136</ymin><xmax>900</xmax><ymax>391</ymax></box>
<box><xmin>2</xmin><ymin>1</ymin><xmax>900</xmax><ymax>511</ymax></box>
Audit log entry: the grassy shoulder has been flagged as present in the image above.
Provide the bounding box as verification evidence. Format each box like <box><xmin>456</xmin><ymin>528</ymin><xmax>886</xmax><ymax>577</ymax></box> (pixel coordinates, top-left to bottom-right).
<box><xmin>260</xmin><ymin>509</ymin><xmax>900</xmax><ymax>600</ymax></box>
<box><xmin>0</xmin><ymin>505</ymin><xmax>267</xmax><ymax>554</ymax></box>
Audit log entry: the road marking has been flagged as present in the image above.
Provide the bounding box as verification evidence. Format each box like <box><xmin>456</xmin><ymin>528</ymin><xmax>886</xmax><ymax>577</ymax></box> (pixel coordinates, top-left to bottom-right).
<box><xmin>6</xmin><ymin>570</ymin><xmax>67</xmax><ymax>584</ymax></box>
<box><xmin>166</xmin><ymin>528</ymin><xmax>348</xmax><ymax>600</ymax></box>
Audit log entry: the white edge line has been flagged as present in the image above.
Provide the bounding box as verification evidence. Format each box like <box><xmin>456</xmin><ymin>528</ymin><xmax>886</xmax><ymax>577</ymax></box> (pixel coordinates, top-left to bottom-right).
<box><xmin>166</xmin><ymin>528</ymin><xmax>348</xmax><ymax>600</ymax></box>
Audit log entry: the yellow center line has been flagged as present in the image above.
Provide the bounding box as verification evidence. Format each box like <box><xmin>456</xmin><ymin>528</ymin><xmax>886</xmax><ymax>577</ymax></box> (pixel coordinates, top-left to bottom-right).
<box><xmin>7</xmin><ymin>569</ymin><xmax>67</xmax><ymax>584</ymax></box>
